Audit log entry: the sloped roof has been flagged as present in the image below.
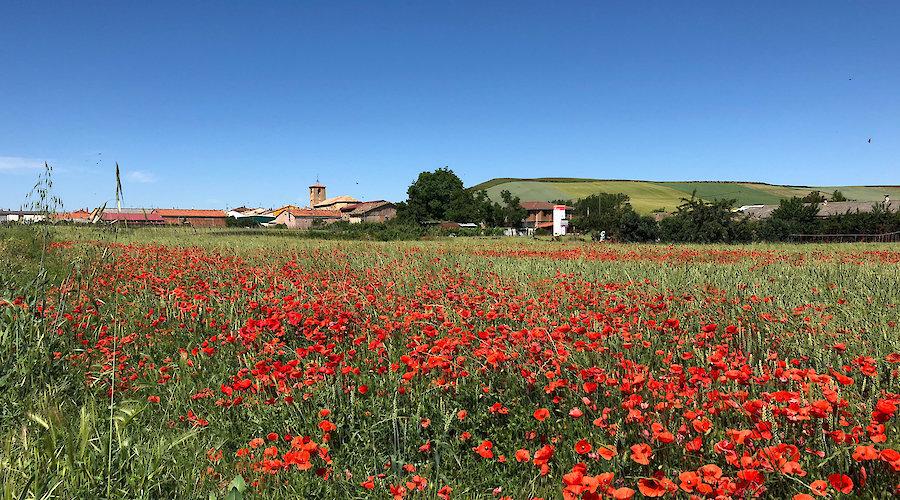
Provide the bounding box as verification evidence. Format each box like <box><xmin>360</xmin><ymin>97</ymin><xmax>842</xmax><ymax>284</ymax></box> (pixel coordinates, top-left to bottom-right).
<box><xmin>739</xmin><ymin>200</ymin><xmax>900</xmax><ymax>219</ymax></box>
<box><xmin>0</xmin><ymin>210</ymin><xmax>44</xmax><ymax>215</ymax></box>
<box><xmin>99</xmin><ymin>208</ymin><xmax>153</xmax><ymax>214</ymax></box>
<box><xmin>348</xmin><ymin>200</ymin><xmax>395</xmax><ymax>215</ymax></box>
<box><xmin>520</xmin><ymin>202</ymin><xmax>573</xmax><ymax>211</ymax></box>
<box><xmin>314</xmin><ymin>195</ymin><xmax>359</xmax><ymax>207</ymax></box>
<box><xmin>156</xmin><ymin>209</ymin><xmax>226</xmax><ymax>218</ymax></box>
<box><xmin>284</xmin><ymin>208</ymin><xmax>342</xmax><ymax>218</ymax></box>
<box><xmin>817</xmin><ymin>200</ymin><xmax>899</xmax><ymax>216</ymax></box>
<box><xmin>100</xmin><ymin>211</ymin><xmax>165</xmax><ymax>223</ymax></box>
<box><xmin>53</xmin><ymin>210</ymin><xmax>92</xmax><ymax>220</ymax></box>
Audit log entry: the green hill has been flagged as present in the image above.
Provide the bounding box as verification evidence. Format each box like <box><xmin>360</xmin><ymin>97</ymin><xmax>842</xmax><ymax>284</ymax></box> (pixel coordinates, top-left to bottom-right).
<box><xmin>471</xmin><ymin>178</ymin><xmax>900</xmax><ymax>214</ymax></box>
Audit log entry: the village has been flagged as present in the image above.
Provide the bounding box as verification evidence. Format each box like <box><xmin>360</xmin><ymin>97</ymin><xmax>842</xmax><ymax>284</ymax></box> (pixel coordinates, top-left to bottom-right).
<box><xmin>1</xmin><ymin>177</ymin><xmax>895</xmax><ymax>242</ymax></box>
<box><xmin>0</xmin><ymin>179</ymin><xmax>577</xmax><ymax>235</ymax></box>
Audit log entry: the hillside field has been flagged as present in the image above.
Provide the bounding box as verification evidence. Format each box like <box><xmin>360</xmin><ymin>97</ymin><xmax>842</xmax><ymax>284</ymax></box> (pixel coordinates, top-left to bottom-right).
<box><xmin>473</xmin><ymin>178</ymin><xmax>900</xmax><ymax>214</ymax></box>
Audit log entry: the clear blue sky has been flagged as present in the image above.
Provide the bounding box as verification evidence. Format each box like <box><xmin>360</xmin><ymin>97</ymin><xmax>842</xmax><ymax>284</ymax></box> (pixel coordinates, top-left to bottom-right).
<box><xmin>1</xmin><ymin>1</ymin><xmax>898</xmax><ymax>209</ymax></box>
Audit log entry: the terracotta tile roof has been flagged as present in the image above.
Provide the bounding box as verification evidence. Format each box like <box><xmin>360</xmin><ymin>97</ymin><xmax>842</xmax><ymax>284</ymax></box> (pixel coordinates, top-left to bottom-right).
<box><xmin>520</xmin><ymin>202</ymin><xmax>573</xmax><ymax>211</ymax></box>
<box><xmin>100</xmin><ymin>211</ymin><xmax>165</xmax><ymax>223</ymax></box>
<box><xmin>53</xmin><ymin>210</ymin><xmax>92</xmax><ymax>220</ymax></box>
<box><xmin>286</xmin><ymin>208</ymin><xmax>342</xmax><ymax>218</ymax></box>
<box><xmin>348</xmin><ymin>200</ymin><xmax>394</xmax><ymax>215</ymax></box>
<box><xmin>314</xmin><ymin>195</ymin><xmax>359</xmax><ymax>207</ymax></box>
<box><xmin>156</xmin><ymin>209</ymin><xmax>226</xmax><ymax>218</ymax></box>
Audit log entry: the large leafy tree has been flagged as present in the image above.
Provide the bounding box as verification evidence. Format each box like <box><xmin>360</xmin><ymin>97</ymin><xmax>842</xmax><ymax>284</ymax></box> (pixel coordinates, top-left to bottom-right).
<box><xmin>659</xmin><ymin>191</ymin><xmax>750</xmax><ymax>243</ymax></box>
<box><xmin>757</xmin><ymin>197</ymin><xmax>820</xmax><ymax>240</ymax></box>
<box><xmin>404</xmin><ymin>167</ymin><xmax>468</xmax><ymax>223</ymax></box>
<box><xmin>569</xmin><ymin>192</ymin><xmax>657</xmax><ymax>241</ymax></box>
<box><xmin>402</xmin><ymin>168</ymin><xmax>526</xmax><ymax>226</ymax></box>
<box><xmin>498</xmin><ymin>190</ymin><xmax>527</xmax><ymax>227</ymax></box>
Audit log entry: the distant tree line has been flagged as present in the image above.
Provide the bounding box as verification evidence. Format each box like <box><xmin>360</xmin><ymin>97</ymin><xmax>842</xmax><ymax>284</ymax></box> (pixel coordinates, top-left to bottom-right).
<box><xmin>563</xmin><ymin>191</ymin><xmax>900</xmax><ymax>243</ymax></box>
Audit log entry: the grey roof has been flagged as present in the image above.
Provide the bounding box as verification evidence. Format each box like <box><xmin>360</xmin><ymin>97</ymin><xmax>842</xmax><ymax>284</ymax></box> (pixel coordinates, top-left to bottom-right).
<box><xmin>0</xmin><ymin>210</ymin><xmax>44</xmax><ymax>215</ymax></box>
<box><xmin>348</xmin><ymin>200</ymin><xmax>395</xmax><ymax>215</ymax></box>
<box><xmin>738</xmin><ymin>200</ymin><xmax>898</xmax><ymax>220</ymax></box>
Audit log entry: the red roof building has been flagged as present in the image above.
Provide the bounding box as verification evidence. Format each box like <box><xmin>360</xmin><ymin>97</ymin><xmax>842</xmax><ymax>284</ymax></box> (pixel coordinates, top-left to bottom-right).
<box><xmin>520</xmin><ymin>202</ymin><xmax>573</xmax><ymax>229</ymax></box>
<box><xmin>98</xmin><ymin>209</ymin><xmax>166</xmax><ymax>226</ymax></box>
<box><xmin>53</xmin><ymin>209</ymin><xmax>92</xmax><ymax>223</ymax></box>
<box><xmin>155</xmin><ymin>209</ymin><xmax>227</xmax><ymax>227</ymax></box>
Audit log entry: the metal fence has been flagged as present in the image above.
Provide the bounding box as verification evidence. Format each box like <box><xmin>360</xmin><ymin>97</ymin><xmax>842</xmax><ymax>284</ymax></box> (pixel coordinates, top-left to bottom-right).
<box><xmin>789</xmin><ymin>231</ymin><xmax>900</xmax><ymax>243</ymax></box>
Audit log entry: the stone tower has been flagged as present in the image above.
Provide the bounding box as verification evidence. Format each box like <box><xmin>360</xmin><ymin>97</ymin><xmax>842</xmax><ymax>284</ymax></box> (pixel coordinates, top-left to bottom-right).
<box><xmin>309</xmin><ymin>181</ymin><xmax>326</xmax><ymax>208</ymax></box>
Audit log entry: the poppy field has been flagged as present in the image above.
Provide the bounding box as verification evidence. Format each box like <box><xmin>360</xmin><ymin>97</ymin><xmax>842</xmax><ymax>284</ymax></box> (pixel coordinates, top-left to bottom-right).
<box><xmin>2</xmin><ymin>230</ymin><xmax>900</xmax><ymax>499</ymax></box>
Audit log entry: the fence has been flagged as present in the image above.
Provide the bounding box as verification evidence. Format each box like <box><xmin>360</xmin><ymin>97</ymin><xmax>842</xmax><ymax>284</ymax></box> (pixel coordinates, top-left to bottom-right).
<box><xmin>789</xmin><ymin>231</ymin><xmax>900</xmax><ymax>243</ymax></box>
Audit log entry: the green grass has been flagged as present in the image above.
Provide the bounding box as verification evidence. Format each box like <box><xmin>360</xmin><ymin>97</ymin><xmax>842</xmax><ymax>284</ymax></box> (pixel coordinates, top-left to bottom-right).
<box><xmin>473</xmin><ymin>178</ymin><xmax>900</xmax><ymax>213</ymax></box>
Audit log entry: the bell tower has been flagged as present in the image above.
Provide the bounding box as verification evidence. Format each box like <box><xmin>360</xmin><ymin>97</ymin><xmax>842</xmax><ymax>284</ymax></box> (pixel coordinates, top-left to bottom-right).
<box><xmin>309</xmin><ymin>180</ymin><xmax>326</xmax><ymax>208</ymax></box>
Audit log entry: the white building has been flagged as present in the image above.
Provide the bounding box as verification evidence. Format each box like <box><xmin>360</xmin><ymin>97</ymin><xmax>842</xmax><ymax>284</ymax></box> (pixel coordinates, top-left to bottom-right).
<box><xmin>0</xmin><ymin>210</ymin><xmax>47</xmax><ymax>223</ymax></box>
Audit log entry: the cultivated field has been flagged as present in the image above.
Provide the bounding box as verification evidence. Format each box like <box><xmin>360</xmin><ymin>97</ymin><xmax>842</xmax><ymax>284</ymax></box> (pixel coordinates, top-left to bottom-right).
<box><xmin>474</xmin><ymin>178</ymin><xmax>900</xmax><ymax>214</ymax></box>
<box><xmin>2</xmin><ymin>228</ymin><xmax>900</xmax><ymax>498</ymax></box>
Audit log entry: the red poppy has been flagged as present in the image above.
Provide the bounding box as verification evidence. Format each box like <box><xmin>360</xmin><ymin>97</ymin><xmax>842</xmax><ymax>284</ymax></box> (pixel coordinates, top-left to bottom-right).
<box><xmin>630</xmin><ymin>443</ymin><xmax>652</xmax><ymax>465</ymax></box>
<box><xmin>574</xmin><ymin>439</ymin><xmax>592</xmax><ymax>455</ymax></box>
<box><xmin>828</xmin><ymin>474</ymin><xmax>853</xmax><ymax>494</ymax></box>
<box><xmin>473</xmin><ymin>440</ymin><xmax>493</xmax><ymax>459</ymax></box>
<box><xmin>610</xmin><ymin>487</ymin><xmax>634</xmax><ymax>500</ymax></box>
<box><xmin>638</xmin><ymin>478</ymin><xmax>667</xmax><ymax>497</ymax></box>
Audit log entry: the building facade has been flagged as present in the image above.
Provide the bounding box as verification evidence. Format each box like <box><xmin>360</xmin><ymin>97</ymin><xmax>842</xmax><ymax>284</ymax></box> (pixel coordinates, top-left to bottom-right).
<box><xmin>272</xmin><ymin>208</ymin><xmax>342</xmax><ymax>229</ymax></box>
<box><xmin>344</xmin><ymin>201</ymin><xmax>397</xmax><ymax>223</ymax></box>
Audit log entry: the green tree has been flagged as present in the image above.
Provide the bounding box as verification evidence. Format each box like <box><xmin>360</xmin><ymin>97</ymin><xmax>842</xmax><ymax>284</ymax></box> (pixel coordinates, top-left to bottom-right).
<box><xmin>831</xmin><ymin>190</ymin><xmax>848</xmax><ymax>202</ymax></box>
<box><xmin>802</xmin><ymin>190</ymin><xmax>826</xmax><ymax>203</ymax></box>
<box><xmin>498</xmin><ymin>190</ymin><xmax>526</xmax><ymax>227</ymax></box>
<box><xmin>570</xmin><ymin>192</ymin><xmax>657</xmax><ymax>241</ymax></box>
<box><xmin>658</xmin><ymin>192</ymin><xmax>749</xmax><ymax>243</ymax></box>
<box><xmin>404</xmin><ymin>167</ymin><xmax>468</xmax><ymax>223</ymax></box>
<box><xmin>757</xmin><ymin>197</ymin><xmax>819</xmax><ymax>241</ymax></box>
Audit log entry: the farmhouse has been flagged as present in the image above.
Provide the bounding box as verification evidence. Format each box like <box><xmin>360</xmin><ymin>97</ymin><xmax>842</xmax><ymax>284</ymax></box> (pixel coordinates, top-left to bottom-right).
<box><xmin>272</xmin><ymin>208</ymin><xmax>342</xmax><ymax>229</ymax></box>
<box><xmin>341</xmin><ymin>201</ymin><xmax>397</xmax><ymax>224</ymax></box>
<box><xmin>156</xmin><ymin>209</ymin><xmax>227</xmax><ymax>227</ymax></box>
<box><xmin>519</xmin><ymin>201</ymin><xmax>572</xmax><ymax>230</ymax></box>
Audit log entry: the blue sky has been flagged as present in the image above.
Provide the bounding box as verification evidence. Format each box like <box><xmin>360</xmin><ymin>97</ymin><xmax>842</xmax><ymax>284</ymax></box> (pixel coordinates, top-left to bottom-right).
<box><xmin>1</xmin><ymin>2</ymin><xmax>898</xmax><ymax>209</ymax></box>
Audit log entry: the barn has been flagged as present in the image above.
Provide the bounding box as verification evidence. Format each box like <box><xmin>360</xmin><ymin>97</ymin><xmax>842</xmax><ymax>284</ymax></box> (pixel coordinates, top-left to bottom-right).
<box><xmin>156</xmin><ymin>209</ymin><xmax>227</xmax><ymax>227</ymax></box>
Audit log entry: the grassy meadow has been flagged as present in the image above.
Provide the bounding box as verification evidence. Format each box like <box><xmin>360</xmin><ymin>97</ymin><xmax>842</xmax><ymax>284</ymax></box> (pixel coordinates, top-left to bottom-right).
<box><xmin>2</xmin><ymin>226</ymin><xmax>899</xmax><ymax>498</ymax></box>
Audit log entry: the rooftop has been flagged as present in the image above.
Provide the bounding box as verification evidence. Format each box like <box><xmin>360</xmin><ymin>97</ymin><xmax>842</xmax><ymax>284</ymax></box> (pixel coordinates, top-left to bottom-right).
<box><xmin>285</xmin><ymin>208</ymin><xmax>342</xmax><ymax>218</ymax></box>
<box><xmin>314</xmin><ymin>195</ymin><xmax>359</xmax><ymax>207</ymax></box>
<box><xmin>520</xmin><ymin>201</ymin><xmax>573</xmax><ymax>211</ymax></box>
<box><xmin>347</xmin><ymin>200</ymin><xmax>395</xmax><ymax>215</ymax></box>
<box><xmin>156</xmin><ymin>208</ymin><xmax>226</xmax><ymax>218</ymax></box>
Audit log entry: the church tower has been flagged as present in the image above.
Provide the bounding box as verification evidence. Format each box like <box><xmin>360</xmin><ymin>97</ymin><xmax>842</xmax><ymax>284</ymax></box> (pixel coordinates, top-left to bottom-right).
<box><xmin>309</xmin><ymin>181</ymin><xmax>326</xmax><ymax>208</ymax></box>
